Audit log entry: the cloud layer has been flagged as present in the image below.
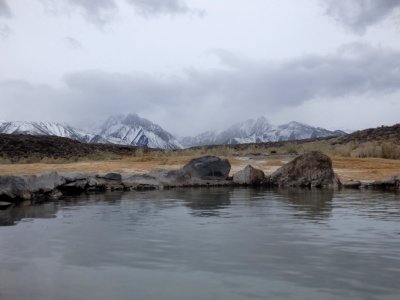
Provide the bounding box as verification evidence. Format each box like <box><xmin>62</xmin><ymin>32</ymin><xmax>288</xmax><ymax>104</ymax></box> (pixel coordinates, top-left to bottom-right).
<box><xmin>0</xmin><ymin>0</ymin><xmax>11</xmax><ymax>18</ymax></box>
<box><xmin>39</xmin><ymin>0</ymin><xmax>197</xmax><ymax>24</ymax></box>
<box><xmin>323</xmin><ymin>0</ymin><xmax>400</xmax><ymax>33</ymax></box>
<box><xmin>0</xmin><ymin>22</ymin><xmax>10</xmax><ymax>39</ymax></box>
<box><xmin>127</xmin><ymin>0</ymin><xmax>191</xmax><ymax>16</ymax></box>
<box><xmin>1</xmin><ymin>43</ymin><xmax>399</xmax><ymax>134</ymax></box>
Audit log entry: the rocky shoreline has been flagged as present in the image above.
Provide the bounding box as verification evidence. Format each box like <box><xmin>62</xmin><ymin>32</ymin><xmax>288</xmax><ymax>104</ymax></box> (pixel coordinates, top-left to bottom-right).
<box><xmin>1</xmin><ymin>152</ymin><xmax>399</xmax><ymax>209</ymax></box>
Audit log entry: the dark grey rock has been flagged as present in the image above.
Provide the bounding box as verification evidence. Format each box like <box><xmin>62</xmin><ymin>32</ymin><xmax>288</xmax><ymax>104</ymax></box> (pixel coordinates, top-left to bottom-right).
<box><xmin>122</xmin><ymin>174</ymin><xmax>161</xmax><ymax>190</ymax></box>
<box><xmin>49</xmin><ymin>189</ymin><xmax>63</xmax><ymax>200</ymax></box>
<box><xmin>97</xmin><ymin>173</ymin><xmax>122</xmax><ymax>181</ymax></box>
<box><xmin>1</xmin><ymin>172</ymin><xmax>67</xmax><ymax>202</ymax></box>
<box><xmin>233</xmin><ymin>165</ymin><xmax>265</xmax><ymax>185</ymax></box>
<box><xmin>28</xmin><ymin>172</ymin><xmax>64</xmax><ymax>193</ymax></box>
<box><xmin>181</xmin><ymin>156</ymin><xmax>231</xmax><ymax>179</ymax></box>
<box><xmin>60</xmin><ymin>179</ymin><xmax>88</xmax><ymax>192</ymax></box>
<box><xmin>0</xmin><ymin>175</ymin><xmax>32</xmax><ymax>200</ymax></box>
<box><xmin>268</xmin><ymin>151</ymin><xmax>341</xmax><ymax>188</ymax></box>
<box><xmin>362</xmin><ymin>176</ymin><xmax>400</xmax><ymax>191</ymax></box>
<box><xmin>343</xmin><ymin>180</ymin><xmax>362</xmax><ymax>189</ymax></box>
<box><xmin>61</xmin><ymin>173</ymin><xmax>88</xmax><ymax>183</ymax></box>
<box><xmin>0</xmin><ymin>201</ymin><xmax>13</xmax><ymax>210</ymax></box>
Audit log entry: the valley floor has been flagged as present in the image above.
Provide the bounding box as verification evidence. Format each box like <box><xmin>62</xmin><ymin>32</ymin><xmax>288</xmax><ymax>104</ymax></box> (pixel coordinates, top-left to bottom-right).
<box><xmin>0</xmin><ymin>155</ymin><xmax>399</xmax><ymax>182</ymax></box>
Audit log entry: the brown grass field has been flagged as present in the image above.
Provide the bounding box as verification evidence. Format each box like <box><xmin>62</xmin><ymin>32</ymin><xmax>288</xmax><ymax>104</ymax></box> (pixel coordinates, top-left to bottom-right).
<box><xmin>0</xmin><ymin>154</ymin><xmax>399</xmax><ymax>182</ymax></box>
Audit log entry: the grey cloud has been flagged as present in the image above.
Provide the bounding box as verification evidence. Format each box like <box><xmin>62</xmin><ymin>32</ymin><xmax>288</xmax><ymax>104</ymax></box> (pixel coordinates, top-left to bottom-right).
<box><xmin>0</xmin><ymin>22</ymin><xmax>10</xmax><ymax>39</ymax></box>
<box><xmin>1</xmin><ymin>43</ymin><xmax>400</xmax><ymax>134</ymax></box>
<box><xmin>56</xmin><ymin>43</ymin><xmax>400</xmax><ymax>130</ymax></box>
<box><xmin>66</xmin><ymin>0</ymin><xmax>117</xmax><ymax>24</ymax></box>
<box><xmin>40</xmin><ymin>0</ymin><xmax>199</xmax><ymax>25</ymax></box>
<box><xmin>64</xmin><ymin>36</ymin><xmax>83</xmax><ymax>50</ymax></box>
<box><xmin>0</xmin><ymin>80</ymin><xmax>76</xmax><ymax>123</ymax></box>
<box><xmin>127</xmin><ymin>0</ymin><xmax>195</xmax><ymax>16</ymax></box>
<box><xmin>0</xmin><ymin>0</ymin><xmax>11</xmax><ymax>18</ymax></box>
<box><xmin>40</xmin><ymin>0</ymin><xmax>118</xmax><ymax>25</ymax></box>
<box><xmin>323</xmin><ymin>0</ymin><xmax>400</xmax><ymax>34</ymax></box>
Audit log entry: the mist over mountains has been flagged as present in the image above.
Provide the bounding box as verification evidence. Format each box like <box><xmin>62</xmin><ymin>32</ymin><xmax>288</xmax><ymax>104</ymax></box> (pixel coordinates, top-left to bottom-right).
<box><xmin>0</xmin><ymin>114</ymin><xmax>346</xmax><ymax>149</ymax></box>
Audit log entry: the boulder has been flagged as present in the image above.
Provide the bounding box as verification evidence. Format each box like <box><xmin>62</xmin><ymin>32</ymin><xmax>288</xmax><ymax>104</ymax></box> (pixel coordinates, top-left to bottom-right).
<box><xmin>122</xmin><ymin>174</ymin><xmax>161</xmax><ymax>190</ymax></box>
<box><xmin>363</xmin><ymin>176</ymin><xmax>400</xmax><ymax>191</ymax></box>
<box><xmin>59</xmin><ymin>173</ymin><xmax>89</xmax><ymax>193</ymax></box>
<box><xmin>0</xmin><ymin>172</ymin><xmax>65</xmax><ymax>202</ymax></box>
<box><xmin>233</xmin><ymin>165</ymin><xmax>265</xmax><ymax>185</ymax></box>
<box><xmin>61</xmin><ymin>173</ymin><xmax>88</xmax><ymax>183</ymax></box>
<box><xmin>27</xmin><ymin>172</ymin><xmax>64</xmax><ymax>193</ymax></box>
<box><xmin>0</xmin><ymin>175</ymin><xmax>32</xmax><ymax>200</ymax></box>
<box><xmin>96</xmin><ymin>173</ymin><xmax>122</xmax><ymax>181</ymax></box>
<box><xmin>181</xmin><ymin>156</ymin><xmax>231</xmax><ymax>179</ymax></box>
<box><xmin>268</xmin><ymin>151</ymin><xmax>340</xmax><ymax>188</ymax></box>
<box><xmin>94</xmin><ymin>173</ymin><xmax>124</xmax><ymax>190</ymax></box>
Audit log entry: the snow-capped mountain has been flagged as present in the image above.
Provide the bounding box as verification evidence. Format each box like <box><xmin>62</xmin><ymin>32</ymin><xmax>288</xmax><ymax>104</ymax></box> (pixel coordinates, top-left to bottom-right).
<box><xmin>179</xmin><ymin>117</ymin><xmax>346</xmax><ymax>147</ymax></box>
<box><xmin>0</xmin><ymin>121</ymin><xmax>94</xmax><ymax>143</ymax></box>
<box><xmin>0</xmin><ymin>115</ymin><xmax>182</xmax><ymax>149</ymax></box>
<box><xmin>97</xmin><ymin>114</ymin><xmax>182</xmax><ymax>149</ymax></box>
<box><xmin>0</xmin><ymin>115</ymin><xmax>346</xmax><ymax>149</ymax></box>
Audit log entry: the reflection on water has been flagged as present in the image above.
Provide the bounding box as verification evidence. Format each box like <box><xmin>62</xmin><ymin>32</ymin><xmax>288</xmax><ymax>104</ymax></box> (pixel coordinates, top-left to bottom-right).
<box><xmin>275</xmin><ymin>188</ymin><xmax>334</xmax><ymax>220</ymax></box>
<box><xmin>0</xmin><ymin>188</ymin><xmax>400</xmax><ymax>300</ymax></box>
<box><xmin>0</xmin><ymin>202</ymin><xmax>58</xmax><ymax>226</ymax></box>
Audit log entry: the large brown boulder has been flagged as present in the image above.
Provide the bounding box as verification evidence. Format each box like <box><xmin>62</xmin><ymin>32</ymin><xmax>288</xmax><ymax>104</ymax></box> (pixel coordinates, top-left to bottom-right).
<box><xmin>268</xmin><ymin>151</ymin><xmax>341</xmax><ymax>188</ymax></box>
<box><xmin>233</xmin><ymin>165</ymin><xmax>265</xmax><ymax>185</ymax></box>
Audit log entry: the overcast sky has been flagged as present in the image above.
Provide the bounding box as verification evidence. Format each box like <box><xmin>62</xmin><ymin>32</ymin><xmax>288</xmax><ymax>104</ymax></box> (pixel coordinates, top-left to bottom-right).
<box><xmin>0</xmin><ymin>0</ymin><xmax>399</xmax><ymax>136</ymax></box>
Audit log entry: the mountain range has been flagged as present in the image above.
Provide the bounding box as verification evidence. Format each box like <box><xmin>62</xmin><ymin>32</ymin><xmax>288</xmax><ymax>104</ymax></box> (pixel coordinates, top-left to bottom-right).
<box><xmin>179</xmin><ymin>117</ymin><xmax>346</xmax><ymax>147</ymax></box>
<box><xmin>0</xmin><ymin>114</ymin><xmax>346</xmax><ymax>149</ymax></box>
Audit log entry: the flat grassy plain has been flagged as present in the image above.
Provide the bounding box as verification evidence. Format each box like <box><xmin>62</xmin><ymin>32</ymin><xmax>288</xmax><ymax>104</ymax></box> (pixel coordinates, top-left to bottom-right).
<box><xmin>1</xmin><ymin>153</ymin><xmax>399</xmax><ymax>182</ymax></box>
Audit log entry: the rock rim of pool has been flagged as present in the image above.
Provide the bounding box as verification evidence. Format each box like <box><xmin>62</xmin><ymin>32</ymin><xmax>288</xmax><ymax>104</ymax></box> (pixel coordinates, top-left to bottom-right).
<box><xmin>0</xmin><ymin>152</ymin><xmax>399</xmax><ymax>205</ymax></box>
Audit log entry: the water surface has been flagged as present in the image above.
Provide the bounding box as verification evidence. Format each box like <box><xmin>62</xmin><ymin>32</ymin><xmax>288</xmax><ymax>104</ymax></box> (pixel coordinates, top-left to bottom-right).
<box><xmin>1</xmin><ymin>188</ymin><xmax>400</xmax><ymax>300</ymax></box>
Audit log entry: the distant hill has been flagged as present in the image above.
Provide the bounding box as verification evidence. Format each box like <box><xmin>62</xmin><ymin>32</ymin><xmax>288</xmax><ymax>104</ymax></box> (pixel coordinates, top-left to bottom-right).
<box><xmin>333</xmin><ymin>124</ymin><xmax>400</xmax><ymax>145</ymax></box>
<box><xmin>0</xmin><ymin>134</ymin><xmax>147</xmax><ymax>163</ymax></box>
<box><xmin>179</xmin><ymin>117</ymin><xmax>346</xmax><ymax>147</ymax></box>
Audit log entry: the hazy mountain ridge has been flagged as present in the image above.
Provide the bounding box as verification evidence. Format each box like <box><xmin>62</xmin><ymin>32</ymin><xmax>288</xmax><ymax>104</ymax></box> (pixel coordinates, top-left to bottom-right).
<box><xmin>0</xmin><ymin>115</ymin><xmax>346</xmax><ymax>149</ymax></box>
<box><xmin>180</xmin><ymin>117</ymin><xmax>346</xmax><ymax>147</ymax></box>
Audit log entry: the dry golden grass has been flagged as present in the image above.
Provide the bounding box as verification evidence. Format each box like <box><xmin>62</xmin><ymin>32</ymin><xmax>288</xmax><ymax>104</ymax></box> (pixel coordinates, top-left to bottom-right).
<box><xmin>0</xmin><ymin>155</ymin><xmax>242</xmax><ymax>176</ymax></box>
<box><xmin>0</xmin><ymin>154</ymin><xmax>398</xmax><ymax>182</ymax></box>
<box><xmin>332</xmin><ymin>156</ymin><xmax>400</xmax><ymax>181</ymax></box>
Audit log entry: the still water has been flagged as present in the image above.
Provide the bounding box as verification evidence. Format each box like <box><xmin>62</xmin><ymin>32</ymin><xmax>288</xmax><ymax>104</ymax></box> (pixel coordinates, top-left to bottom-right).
<box><xmin>0</xmin><ymin>188</ymin><xmax>400</xmax><ymax>300</ymax></box>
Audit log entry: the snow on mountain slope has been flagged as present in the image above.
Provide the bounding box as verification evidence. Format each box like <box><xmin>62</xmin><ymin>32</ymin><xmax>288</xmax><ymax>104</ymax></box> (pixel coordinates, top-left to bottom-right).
<box><xmin>179</xmin><ymin>131</ymin><xmax>218</xmax><ymax>148</ymax></box>
<box><xmin>0</xmin><ymin>121</ymin><xmax>94</xmax><ymax>143</ymax></box>
<box><xmin>180</xmin><ymin>117</ymin><xmax>346</xmax><ymax>147</ymax></box>
<box><xmin>97</xmin><ymin>114</ymin><xmax>182</xmax><ymax>149</ymax></box>
<box><xmin>0</xmin><ymin>115</ymin><xmax>346</xmax><ymax>150</ymax></box>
